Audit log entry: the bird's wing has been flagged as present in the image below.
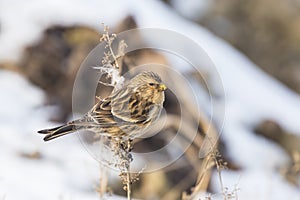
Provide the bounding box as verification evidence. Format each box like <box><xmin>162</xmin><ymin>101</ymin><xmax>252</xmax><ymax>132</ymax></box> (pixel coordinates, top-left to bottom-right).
<box><xmin>111</xmin><ymin>88</ymin><xmax>148</xmax><ymax>123</ymax></box>
<box><xmin>87</xmin><ymin>97</ymin><xmax>118</xmax><ymax>127</ymax></box>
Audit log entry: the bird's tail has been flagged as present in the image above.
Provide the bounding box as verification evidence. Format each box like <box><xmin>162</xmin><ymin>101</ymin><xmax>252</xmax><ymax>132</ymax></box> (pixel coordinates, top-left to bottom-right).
<box><xmin>38</xmin><ymin>120</ymin><xmax>82</xmax><ymax>141</ymax></box>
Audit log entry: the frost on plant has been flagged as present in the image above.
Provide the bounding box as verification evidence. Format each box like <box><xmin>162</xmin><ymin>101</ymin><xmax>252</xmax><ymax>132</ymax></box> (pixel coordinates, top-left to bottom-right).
<box><xmin>94</xmin><ymin>25</ymin><xmax>136</xmax><ymax>200</ymax></box>
<box><xmin>93</xmin><ymin>25</ymin><xmax>127</xmax><ymax>91</ymax></box>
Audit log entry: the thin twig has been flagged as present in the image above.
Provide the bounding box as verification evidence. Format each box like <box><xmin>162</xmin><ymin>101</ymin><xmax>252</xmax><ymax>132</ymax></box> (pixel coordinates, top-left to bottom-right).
<box><xmin>126</xmin><ymin>167</ymin><xmax>131</xmax><ymax>200</ymax></box>
<box><xmin>98</xmin><ymin>165</ymin><xmax>108</xmax><ymax>198</ymax></box>
<box><xmin>126</xmin><ymin>140</ymin><xmax>132</xmax><ymax>200</ymax></box>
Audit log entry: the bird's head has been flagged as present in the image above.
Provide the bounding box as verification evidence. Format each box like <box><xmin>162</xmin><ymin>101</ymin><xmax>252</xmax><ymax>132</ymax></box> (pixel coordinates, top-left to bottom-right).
<box><xmin>128</xmin><ymin>71</ymin><xmax>167</xmax><ymax>105</ymax></box>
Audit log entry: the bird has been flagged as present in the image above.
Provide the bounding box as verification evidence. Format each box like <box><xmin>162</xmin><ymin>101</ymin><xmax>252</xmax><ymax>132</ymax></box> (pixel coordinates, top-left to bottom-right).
<box><xmin>38</xmin><ymin>71</ymin><xmax>167</xmax><ymax>141</ymax></box>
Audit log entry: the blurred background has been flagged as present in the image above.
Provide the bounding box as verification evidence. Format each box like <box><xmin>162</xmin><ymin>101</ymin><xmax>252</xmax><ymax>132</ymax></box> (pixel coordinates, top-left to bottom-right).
<box><xmin>1</xmin><ymin>0</ymin><xmax>300</xmax><ymax>199</ymax></box>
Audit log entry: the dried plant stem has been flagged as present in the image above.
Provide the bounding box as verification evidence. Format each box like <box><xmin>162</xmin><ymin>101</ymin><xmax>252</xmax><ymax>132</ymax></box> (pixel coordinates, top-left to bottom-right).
<box><xmin>126</xmin><ymin>167</ymin><xmax>132</xmax><ymax>200</ymax></box>
<box><xmin>216</xmin><ymin>159</ymin><xmax>226</xmax><ymax>200</ymax></box>
<box><xmin>114</xmin><ymin>139</ymin><xmax>133</xmax><ymax>200</ymax></box>
<box><xmin>96</xmin><ymin>25</ymin><xmax>127</xmax><ymax>89</ymax></box>
<box><xmin>98</xmin><ymin>165</ymin><xmax>108</xmax><ymax>198</ymax></box>
<box><xmin>106</xmin><ymin>34</ymin><xmax>120</xmax><ymax>70</ymax></box>
<box><xmin>125</xmin><ymin>140</ymin><xmax>132</xmax><ymax>200</ymax></box>
<box><xmin>98</xmin><ymin>25</ymin><xmax>134</xmax><ymax>199</ymax></box>
<box><xmin>100</xmin><ymin>26</ymin><xmax>120</xmax><ymax>70</ymax></box>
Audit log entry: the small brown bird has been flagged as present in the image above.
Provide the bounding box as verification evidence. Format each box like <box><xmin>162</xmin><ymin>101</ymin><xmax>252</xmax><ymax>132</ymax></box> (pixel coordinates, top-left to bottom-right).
<box><xmin>38</xmin><ymin>71</ymin><xmax>167</xmax><ymax>141</ymax></box>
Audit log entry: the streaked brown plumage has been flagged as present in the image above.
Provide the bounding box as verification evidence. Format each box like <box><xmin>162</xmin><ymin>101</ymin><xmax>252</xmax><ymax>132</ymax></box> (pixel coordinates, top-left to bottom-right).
<box><xmin>38</xmin><ymin>71</ymin><xmax>167</xmax><ymax>141</ymax></box>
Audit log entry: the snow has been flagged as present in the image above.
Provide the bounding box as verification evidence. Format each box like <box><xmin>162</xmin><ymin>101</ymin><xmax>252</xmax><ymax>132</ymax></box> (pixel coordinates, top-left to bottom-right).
<box><xmin>170</xmin><ymin>0</ymin><xmax>212</xmax><ymax>20</ymax></box>
<box><xmin>1</xmin><ymin>0</ymin><xmax>300</xmax><ymax>199</ymax></box>
<box><xmin>0</xmin><ymin>71</ymin><xmax>122</xmax><ymax>200</ymax></box>
<box><xmin>0</xmin><ymin>0</ymin><xmax>131</xmax><ymax>61</ymax></box>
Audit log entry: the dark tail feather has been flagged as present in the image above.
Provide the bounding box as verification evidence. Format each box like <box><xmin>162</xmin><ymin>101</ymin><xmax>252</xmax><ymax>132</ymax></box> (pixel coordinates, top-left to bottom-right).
<box><xmin>38</xmin><ymin>122</ymin><xmax>79</xmax><ymax>141</ymax></box>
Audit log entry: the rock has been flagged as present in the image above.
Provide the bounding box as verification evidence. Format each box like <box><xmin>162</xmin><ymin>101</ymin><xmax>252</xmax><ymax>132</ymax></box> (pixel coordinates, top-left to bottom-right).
<box><xmin>254</xmin><ymin>119</ymin><xmax>300</xmax><ymax>185</ymax></box>
<box><xmin>197</xmin><ymin>0</ymin><xmax>300</xmax><ymax>94</ymax></box>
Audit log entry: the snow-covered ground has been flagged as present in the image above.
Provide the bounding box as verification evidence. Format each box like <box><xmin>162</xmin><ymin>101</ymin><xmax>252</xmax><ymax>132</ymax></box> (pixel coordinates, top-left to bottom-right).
<box><xmin>0</xmin><ymin>71</ymin><xmax>102</xmax><ymax>200</ymax></box>
<box><xmin>1</xmin><ymin>0</ymin><xmax>300</xmax><ymax>199</ymax></box>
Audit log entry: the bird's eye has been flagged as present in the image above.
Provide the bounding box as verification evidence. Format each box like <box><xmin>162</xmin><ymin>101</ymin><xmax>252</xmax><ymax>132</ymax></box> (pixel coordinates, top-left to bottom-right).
<box><xmin>148</xmin><ymin>83</ymin><xmax>155</xmax><ymax>86</ymax></box>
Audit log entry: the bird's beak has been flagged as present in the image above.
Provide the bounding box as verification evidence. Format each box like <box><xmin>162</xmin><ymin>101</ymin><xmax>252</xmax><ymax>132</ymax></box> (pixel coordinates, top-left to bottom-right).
<box><xmin>159</xmin><ymin>83</ymin><xmax>167</xmax><ymax>91</ymax></box>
